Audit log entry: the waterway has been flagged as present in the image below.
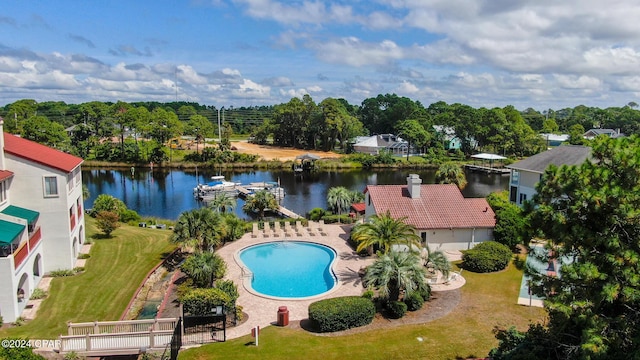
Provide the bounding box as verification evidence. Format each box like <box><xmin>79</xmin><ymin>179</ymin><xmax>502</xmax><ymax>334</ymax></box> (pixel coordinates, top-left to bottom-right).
<box><xmin>82</xmin><ymin>168</ymin><xmax>509</xmax><ymax>220</ymax></box>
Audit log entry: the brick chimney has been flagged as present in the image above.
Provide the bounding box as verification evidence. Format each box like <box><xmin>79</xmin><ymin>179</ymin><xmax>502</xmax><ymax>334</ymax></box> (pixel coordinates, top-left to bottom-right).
<box><xmin>407</xmin><ymin>174</ymin><xmax>422</xmax><ymax>199</ymax></box>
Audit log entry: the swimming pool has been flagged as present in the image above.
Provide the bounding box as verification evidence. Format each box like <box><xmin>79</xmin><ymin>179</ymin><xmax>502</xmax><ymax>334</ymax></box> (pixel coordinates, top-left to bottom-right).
<box><xmin>238</xmin><ymin>241</ymin><xmax>338</xmax><ymax>299</ymax></box>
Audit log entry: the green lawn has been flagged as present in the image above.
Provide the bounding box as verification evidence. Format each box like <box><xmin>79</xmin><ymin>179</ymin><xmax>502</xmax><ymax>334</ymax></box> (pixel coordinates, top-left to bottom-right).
<box><xmin>179</xmin><ymin>261</ymin><xmax>545</xmax><ymax>360</ymax></box>
<box><xmin>0</xmin><ymin>217</ymin><xmax>175</xmax><ymax>339</ymax></box>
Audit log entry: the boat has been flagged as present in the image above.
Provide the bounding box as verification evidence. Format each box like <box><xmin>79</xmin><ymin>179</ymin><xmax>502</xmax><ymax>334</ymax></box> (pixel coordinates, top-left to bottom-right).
<box><xmin>243</xmin><ymin>181</ymin><xmax>286</xmax><ymax>201</ymax></box>
<box><xmin>194</xmin><ymin>175</ymin><xmax>239</xmax><ymax>199</ymax></box>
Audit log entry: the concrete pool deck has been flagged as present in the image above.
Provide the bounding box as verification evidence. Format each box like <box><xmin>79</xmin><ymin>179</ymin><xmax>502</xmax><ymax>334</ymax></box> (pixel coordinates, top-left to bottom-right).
<box><xmin>216</xmin><ymin>222</ymin><xmax>375</xmax><ymax>339</ymax></box>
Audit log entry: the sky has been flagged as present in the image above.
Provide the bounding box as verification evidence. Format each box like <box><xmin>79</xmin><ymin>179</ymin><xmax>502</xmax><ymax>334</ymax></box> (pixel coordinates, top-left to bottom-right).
<box><xmin>1</xmin><ymin>0</ymin><xmax>640</xmax><ymax>110</ymax></box>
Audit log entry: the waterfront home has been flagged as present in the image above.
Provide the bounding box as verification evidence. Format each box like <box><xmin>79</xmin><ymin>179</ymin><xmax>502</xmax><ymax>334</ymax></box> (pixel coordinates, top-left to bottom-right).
<box><xmin>506</xmin><ymin>145</ymin><xmax>591</xmax><ymax>206</ymax></box>
<box><xmin>583</xmin><ymin>128</ymin><xmax>625</xmax><ymax>140</ymax></box>
<box><xmin>352</xmin><ymin>134</ymin><xmax>411</xmax><ymax>156</ymax></box>
<box><xmin>364</xmin><ymin>174</ymin><xmax>495</xmax><ymax>251</ymax></box>
<box><xmin>0</xmin><ymin>119</ymin><xmax>85</xmax><ymax>322</ymax></box>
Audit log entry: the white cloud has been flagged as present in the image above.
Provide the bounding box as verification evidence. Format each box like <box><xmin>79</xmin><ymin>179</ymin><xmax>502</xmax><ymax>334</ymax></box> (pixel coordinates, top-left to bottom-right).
<box><xmin>313</xmin><ymin>38</ymin><xmax>403</xmax><ymax>67</ymax></box>
<box><xmin>554</xmin><ymin>75</ymin><xmax>602</xmax><ymax>90</ymax></box>
<box><xmin>395</xmin><ymin>80</ymin><xmax>419</xmax><ymax>94</ymax></box>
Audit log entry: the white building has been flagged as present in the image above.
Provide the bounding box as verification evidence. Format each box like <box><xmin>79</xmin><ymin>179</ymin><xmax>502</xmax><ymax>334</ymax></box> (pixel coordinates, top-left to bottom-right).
<box><xmin>364</xmin><ymin>174</ymin><xmax>495</xmax><ymax>251</ymax></box>
<box><xmin>353</xmin><ymin>134</ymin><xmax>410</xmax><ymax>156</ymax></box>
<box><xmin>506</xmin><ymin>145</ymin><xmax>591</xmax><ymax>206</ymax></box>
<box><xmin>0</xmin><ymin>120</ymin><xmax>84</xmax><ymax>322</ymax></box>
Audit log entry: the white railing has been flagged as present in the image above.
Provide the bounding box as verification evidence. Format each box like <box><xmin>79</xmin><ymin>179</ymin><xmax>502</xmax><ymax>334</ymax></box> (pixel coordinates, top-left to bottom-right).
<box><xmin>67</xmin><ymin>318</ymin><xmax>178</xmax><ymax>335</ymax></box>
<box><xmin>241</xmin><ymin>266</ymin><xmax>253</xmax><ymax>280</ymax></box>
<box><xmin>60</xmin><ymin>330</ymin><xmax>173</xmax><ymax>353</ymax></box>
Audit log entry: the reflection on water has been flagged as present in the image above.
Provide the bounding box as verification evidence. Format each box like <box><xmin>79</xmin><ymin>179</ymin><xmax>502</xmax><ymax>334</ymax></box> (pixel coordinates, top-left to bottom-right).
<box><xmin>83</xmin><ymin>168</ymin><xmax>509</xmax><ymax>220</ymax></box>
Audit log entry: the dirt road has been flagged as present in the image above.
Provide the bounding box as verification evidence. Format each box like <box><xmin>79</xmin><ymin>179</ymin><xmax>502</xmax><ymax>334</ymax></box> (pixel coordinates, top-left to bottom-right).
<box><xmin>231</xmin><ymin>142</ymin><xmax>343</xmax><ymax>161</ymax></box>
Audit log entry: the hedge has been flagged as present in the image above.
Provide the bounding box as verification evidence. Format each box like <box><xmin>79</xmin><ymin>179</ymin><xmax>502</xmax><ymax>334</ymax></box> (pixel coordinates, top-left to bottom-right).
<box><xmin>404</xmin><ymin>292</ymin><xmax>425</xmax><ymax>311</ymax></box>
<box><xmin>308</xmin><ymin>296</ymin><xmax>375</xmax><ymax>332</ymax></box>
<box><xmin>181</xmin><ymin>288</ymin><xmax>231</xmax><ymax>316</ymax></box>
<box><xmin>386</xmin><ymin>301</ymin><xmax>408</xmax><ymax>319</ymax></box>
<box><xmin>462</xmin><ymin>241</ymin><xmax>513</xmax><ymax>273</ymax></box>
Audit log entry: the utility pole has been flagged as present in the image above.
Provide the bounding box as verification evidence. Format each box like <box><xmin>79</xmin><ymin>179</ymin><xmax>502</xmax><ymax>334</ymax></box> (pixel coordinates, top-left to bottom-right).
<box><xmin>217</xmin><ymin>106</ymin><xmax>224</xmax><ymax>144</ymax></box>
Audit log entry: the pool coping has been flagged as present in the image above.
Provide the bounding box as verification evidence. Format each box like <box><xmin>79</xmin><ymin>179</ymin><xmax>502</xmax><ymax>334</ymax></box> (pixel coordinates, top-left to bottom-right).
<box><xmin>216</xmin><ymin>222</ymin><xmax>375</xmax><ymax>339</ymax></box>
<box><xmin>234</xmin><ymin>240</ymin><xmax>341</xmax><ymax>301</ymax></box>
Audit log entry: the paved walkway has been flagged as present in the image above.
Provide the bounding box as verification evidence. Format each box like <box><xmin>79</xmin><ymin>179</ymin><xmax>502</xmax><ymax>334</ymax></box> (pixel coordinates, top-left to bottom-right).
<box><xmin>216</xmin><ymin>222</ymin><xmax>375</xmax><ymax>339</ymax></box>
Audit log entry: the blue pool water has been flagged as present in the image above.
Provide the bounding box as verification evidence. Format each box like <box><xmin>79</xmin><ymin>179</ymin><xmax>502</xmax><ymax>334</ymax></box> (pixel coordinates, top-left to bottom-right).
<box><xmin>239</xmin><ymin>241</ymin><xmax>337</xmax><ymax>298</ymax></box>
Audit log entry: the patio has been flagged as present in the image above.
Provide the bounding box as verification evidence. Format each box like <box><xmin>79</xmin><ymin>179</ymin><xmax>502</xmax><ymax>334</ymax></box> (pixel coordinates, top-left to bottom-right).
<box><xmin>216</xmin><ymin>222</ymin><xmax>467</xmax><ymax>339</ymax></box>
<box><xmin>217</xmin><ymin>221</ymin><xmax>374</xmax><ymax>339</ymax></box>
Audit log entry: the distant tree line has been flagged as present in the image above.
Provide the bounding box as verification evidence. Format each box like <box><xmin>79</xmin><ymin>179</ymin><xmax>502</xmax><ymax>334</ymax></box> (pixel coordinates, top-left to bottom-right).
<box><xmin>2</xmin><ymin>96</ymin><xmax>640</xmax><ymax>162</ymax></box>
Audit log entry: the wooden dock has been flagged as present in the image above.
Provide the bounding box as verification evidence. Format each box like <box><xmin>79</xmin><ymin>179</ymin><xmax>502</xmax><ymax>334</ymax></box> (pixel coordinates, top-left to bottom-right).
<box><xmin>275</xmin><ymin>206</ymin><xmax>302</xmax><ymax>219</ymax></box>
<box><xmin>464</xmin><ymin>164</ymin><xmax>511</xmax><ymax>175</ymax></box>
<box><xmin>235</xmin><ymin>185</ymin><xmax>252</xmax><ymax>197</ymax></box>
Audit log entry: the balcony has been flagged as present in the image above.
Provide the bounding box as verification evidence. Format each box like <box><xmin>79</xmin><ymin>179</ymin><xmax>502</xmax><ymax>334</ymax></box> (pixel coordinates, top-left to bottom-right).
<box><xmin>1</xmin><ymin>226</ymin><xmax>42</xmax><ymax>269</ymax></box>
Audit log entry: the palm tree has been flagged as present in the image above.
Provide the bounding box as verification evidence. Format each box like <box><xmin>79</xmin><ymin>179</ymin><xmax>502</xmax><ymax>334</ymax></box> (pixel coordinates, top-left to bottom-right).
<box><xmin>327</xmin><ymin>186</ymin><xmax>351</xmax><ymax>216</ymax></box>
<box><xmin>172</xmin><ymin>208</ymin><xmax>224</xmax><ymax>252</ymax></box>
<box><xmin>181</xmin><ymin>251</ymin><xmax>227</xmax><ymax>287</ymax></box>
<box><xmin>435</xmin><ymin>162</ymin><xmax>468</xmax><ymax>190</ymax></box>
<box><xmin>208</xmin><ymin>192</ymin><xmax>236</xmax><ymax>213</ymax></box>
<box><xmin>221</xmin><ymin>213</ymin><xmax>246</xmax><ymax>244</ymax></box>
<box><xmin>422</xmin><ymin>246</ymin><xmax>451</xmax><ymax>280</ymax></box>
<box><xmin>363</xmin><ymin>250</ymin><xmax>429</xmax><ymax>301</ymax></box>
<box><xmin>242</xmin><ymin>190</ymin><xmax>279</xmax><ymax>220</ymax></box>
<box><xmin>351</xmin><ymin>211</ymin><xmax>421</xmax><ymax>254</ymax></box>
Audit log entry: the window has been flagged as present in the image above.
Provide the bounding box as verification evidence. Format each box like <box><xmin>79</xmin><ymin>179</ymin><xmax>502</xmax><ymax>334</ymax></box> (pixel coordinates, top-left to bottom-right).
<box><xmin>519</xmin><ymin>193</ymin><xmax>527</xmax><ymax>204</ymax></box>
<box><xmin>68</xmin><ymin>173</ymin><xmax>74</xmax><ymax>191</ymax></box>
<box><xmin>44</xmin><ymin>176</ymin><xmax>58</xmax><ymax>197</ymax></box>
<box><xmin>510</xmin><ymin>186</ymin><xmax>517</xmax><ymax>203</ymax></box>
<box><xmin>510</xmin><ymin>170</ymin><xmax>520</xmax><ymax>185</ymax></box>
<box><xmin>74</xmin><ymin>168</ymin><xmax>81</xmax><ymax>188</ymax></box>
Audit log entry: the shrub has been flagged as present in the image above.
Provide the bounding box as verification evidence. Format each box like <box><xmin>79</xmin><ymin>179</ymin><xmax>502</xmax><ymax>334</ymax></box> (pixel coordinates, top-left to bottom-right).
<box><xmin>176</xmin><ymin>278</ymin><xmax>194</xmax><ymax>301</ymax></box>
<box><xmin>216</xmin><ymin>280</ymin><xmax>239</xmax><ymax>303</ymax></box>
<box><xmin>50</xmin><ymin>269</ymin><xmax>76</xmax><ymax>277</ymax></box>
<box><xmin>494</xmin><ymin>205</ymin><xmax>527</xmax><ymax>250</ymax></box>
<box><xmin>77</xmin><ymin>253</ymin><xmax>90</xmax><ymax>259</ymax></box>
<box><xmin>404</xmin><ymin>292</ymin><xmax>424</xmax><ymax>311</ymax></box>
<box><xmin>30</xmin><ymin>288</ymin><xmax>47</xmax><ymax>300</ymax></box>
<box><xmin>308</xmin><ymin>208</ymin><xmax>326</xmax><ymax>221</ymax></box>
<box><xmin>386</xmin><ymin>301</ymin><xmax>408</xmax><ymax>319</ymax></box>
<box><xmin>308</xmin><ymin>296</ymin><xmax>375</xmax><ymax>332</ymax></box>
<box><xmin>120</xmin><ymin>209</ymin><xmax>141</xmax><ymax>223</ymax></box>
<box><xmin>462</xmin><ymin>241</ymin><xmax>513</xmax><ymax>273</ymax></box>
<box><xmin>95</xmin><ymin>210</ymin><xmax>120</xmax><ymax>236</ymax></box>
<box><xmin>0</xmin><ymin>338</ymin><xmax>44</xmax><ymax>359</ymax></box>
<box><xmin>417</xmin><ymin>282</ymin><xmax>431</xmax><ymax>302</ymax></box>
<box><xmin>321</xmin><ymin>214</ymin><xmax>353</xmax><ymax>224</ymax></box>
<box><xmin>181</xmin><ymin>288</ymin><xmax>232</xmax><ymax>316</ymax></box>
<box><xmin>362</xmin><ymin>289</ymin><xmax>375</xmax><ymax>300</ymax></box>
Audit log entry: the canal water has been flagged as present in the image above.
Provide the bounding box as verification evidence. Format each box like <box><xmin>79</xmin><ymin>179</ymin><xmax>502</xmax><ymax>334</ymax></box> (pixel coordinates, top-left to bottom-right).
<box><xmin>83</xmin><ymin>168</ymin><xmax>509</xmax><ymax>220</ymax></box>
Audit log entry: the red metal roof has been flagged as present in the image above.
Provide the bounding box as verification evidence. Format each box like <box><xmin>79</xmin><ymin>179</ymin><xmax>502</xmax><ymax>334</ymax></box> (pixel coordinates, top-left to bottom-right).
<box><xmin>4</xmin><ymin>133</ymin><xmax>83</xmax><ymax>173</ymax></box>
<box><xmin>0</xmin><ymin>170</ymin><xmax>14</xmax><ymax>181</ymax></box>
<box><xmin>366</xmin><ymin>184</ymin><xmax>495</xmax><ymax>229</ymax></box>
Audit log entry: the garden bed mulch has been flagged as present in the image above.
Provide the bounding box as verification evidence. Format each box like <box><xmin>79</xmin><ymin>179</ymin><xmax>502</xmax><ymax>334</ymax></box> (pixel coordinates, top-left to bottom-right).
<box><xmin>295</xmin><ymin>289</ymin><xmax>461</xmax><ymax>336</ymax></box>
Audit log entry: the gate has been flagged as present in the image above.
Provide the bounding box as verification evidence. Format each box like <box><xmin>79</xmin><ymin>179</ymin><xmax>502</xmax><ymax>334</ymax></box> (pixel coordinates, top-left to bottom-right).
<box><xmin>161</xmin><ymin>317</ymin><xmax>182</xmax><ymax>360</ymax></box>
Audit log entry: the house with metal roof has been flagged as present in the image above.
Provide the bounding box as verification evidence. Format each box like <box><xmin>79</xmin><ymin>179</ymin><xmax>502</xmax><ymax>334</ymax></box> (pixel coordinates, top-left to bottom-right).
<box><xmin>0</xmin><ymin>118</ymin><xmax>85</xmax><ymax>322</ymax></box>
<box><xmin>364</xmin><ymin>174</ymin><xmax>495</xmax><ymax>251</ymax></box>
<box><xmin>583</xmin><ymin>128</ymin><xmax>625</xmax><ymax>140</ymax></box>
<box><xmin>506</xmin><ymin>145</ymin><xmax>591</xmax><ymax>206</ymax></box>
<box><xmin>353</xmin><ymin>134</ymin><xmax>411</xmax><ymax>156</ymax></box>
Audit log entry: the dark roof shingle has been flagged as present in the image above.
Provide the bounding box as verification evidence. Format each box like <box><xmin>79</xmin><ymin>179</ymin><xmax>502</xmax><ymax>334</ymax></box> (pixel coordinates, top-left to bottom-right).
<box><xmin>506</xmin><ymin>145</ymin><xmax>590</xmax><ymax>174</ymax></box>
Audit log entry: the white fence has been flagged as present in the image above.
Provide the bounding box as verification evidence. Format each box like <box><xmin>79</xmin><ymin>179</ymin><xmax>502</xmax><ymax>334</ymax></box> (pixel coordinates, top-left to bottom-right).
<box><xmin>60</xmin><ymin>318</ymin><xmax>179</xmax><ymax>355</ymax></box>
